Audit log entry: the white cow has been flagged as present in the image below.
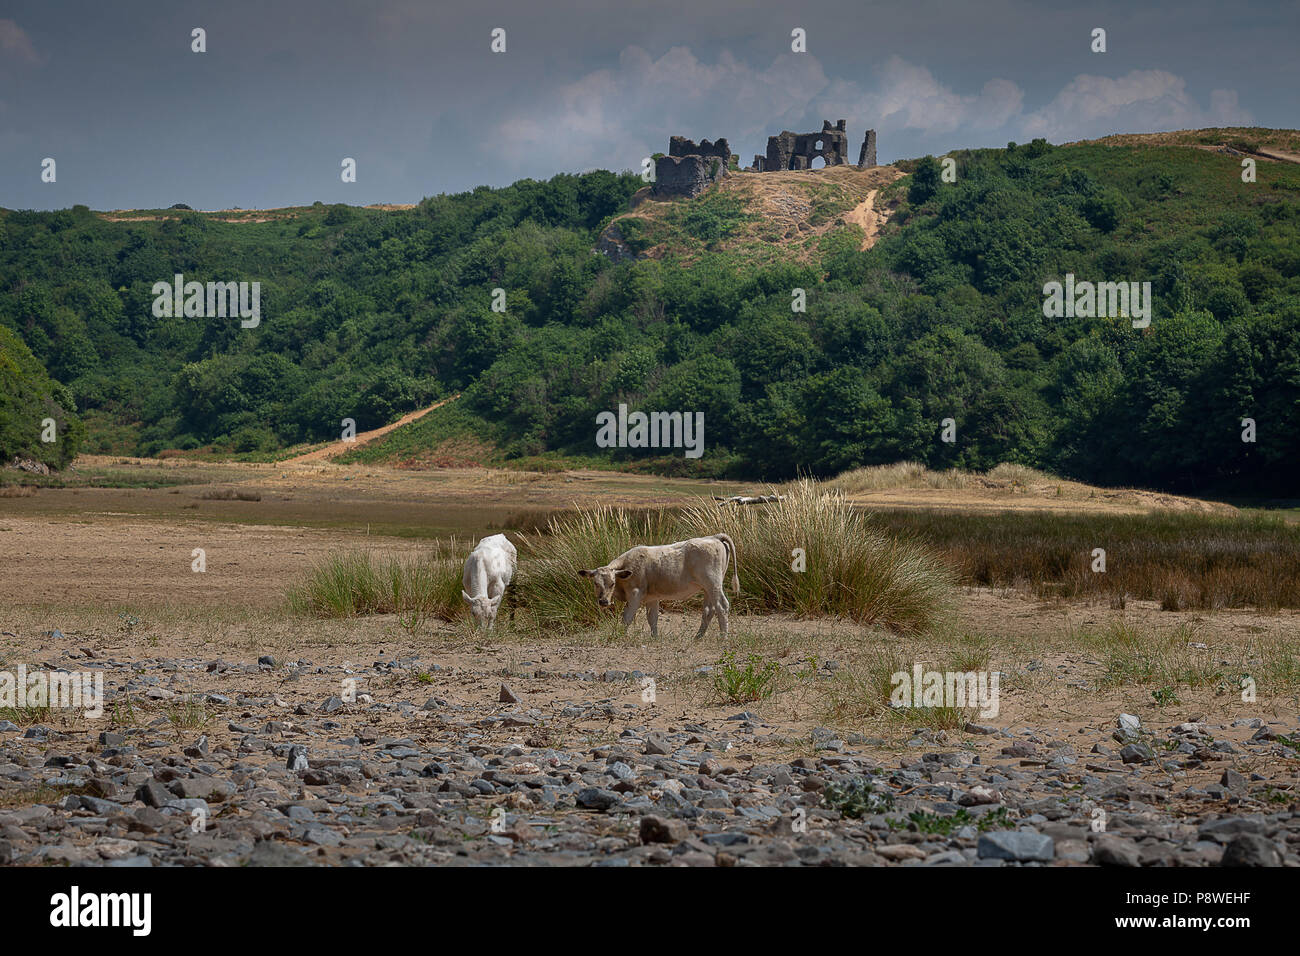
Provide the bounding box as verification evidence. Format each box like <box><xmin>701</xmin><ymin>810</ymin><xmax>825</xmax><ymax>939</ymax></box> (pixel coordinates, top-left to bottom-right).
<box><xmin>579</xmin><ymin>533</ymin><xmax>739</xmax><ymax>639</ymax></box>
<box><xmin>462</xmin><ymin>534</ymin><xmax>517</xmax><ymax>628</ymax></box>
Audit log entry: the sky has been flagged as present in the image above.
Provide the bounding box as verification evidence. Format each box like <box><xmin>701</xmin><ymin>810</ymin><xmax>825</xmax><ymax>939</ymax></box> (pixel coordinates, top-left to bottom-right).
<box><xmin>2</xmin><ymin>0</ymin><xmax>1296</xmax><ymax>211</ymax></box>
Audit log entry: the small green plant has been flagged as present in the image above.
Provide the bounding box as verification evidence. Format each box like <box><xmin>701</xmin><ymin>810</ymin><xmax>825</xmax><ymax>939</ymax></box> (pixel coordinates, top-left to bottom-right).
<box><xmin>894</xmin><ymin>805</ymin><xmax>1016</xmax><ymax>834</ymax></box>
<box><xmin>1152</xmin><ymin>686</ymin><xmax>1181</xmax><ymax>706</ymax></box>
<box><xmin>164</xmin><ymin>694</ymin><xmax>208</xmax><ymax>731</ymax></box>
<box><xmin>0</xmin><ymin>704</ymin><xmax>51</xmax><ymax>725</ymax></box>
<box><xmin>711</xmin><ymin>651</ymin><xmax>780</xmax><ymax>704</ymax></box>
<box><xmin>822</xmin><ymin>776</ymin><xmax>895</xmax><ymax>817</ymax></box>
<box><xmin>906</xmin><ymin>808</ymin><xmax>971</xmax><ymax>834</ymax></box>
<box><xmin>977</xmin><ymin>807</ymin><xmax>1016</xmax><ymax>831</ymax></box>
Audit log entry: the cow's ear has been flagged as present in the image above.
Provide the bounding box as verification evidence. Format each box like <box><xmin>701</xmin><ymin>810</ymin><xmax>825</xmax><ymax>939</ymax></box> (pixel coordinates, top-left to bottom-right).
<box><xmin>614</xmin><ymin>569</ymin><xmax>632</xmax><ymax>579</ymax></box>
<box><xmin>461</xmin><ymin>590</ymin><xmax>473</xmax><ymax>603</ymax></box>
<box><xmin>578</xmin><ymin>569</ymin><xmax>593</xmax><ymax>577</ymax></box>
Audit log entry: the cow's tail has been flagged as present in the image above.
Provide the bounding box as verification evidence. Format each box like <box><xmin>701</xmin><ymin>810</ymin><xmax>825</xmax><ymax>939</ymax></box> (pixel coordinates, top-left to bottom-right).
<box><xmin>715</xmin><ymin>533</ymin><xmax>739</xmax><ymax>594</ymax></box>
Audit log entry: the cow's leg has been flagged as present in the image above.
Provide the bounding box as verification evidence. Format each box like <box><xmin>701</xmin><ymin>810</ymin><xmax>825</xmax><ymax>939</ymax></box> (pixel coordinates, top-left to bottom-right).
<box><xmin>621</xmin><ymin>589</ymin><xmax>644</xmax><ymax>633</ymax></box>
<box><xmin>715</xmin><ymin>590</ymin><xmax>730</xmax><ymax>638</ymax></box>
<box><xmin>645</xmin><ymin>601</ymin><xmax>660</xmax><ymax>638</ymax></box>
<box><xmin>694</xmin><ymin>598</ymin><xmax>715</xmax><ymax>640</ymax></box>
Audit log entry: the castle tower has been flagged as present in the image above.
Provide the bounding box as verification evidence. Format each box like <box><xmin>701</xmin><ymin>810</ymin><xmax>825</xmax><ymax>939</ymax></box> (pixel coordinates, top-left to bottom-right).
<box><xmin>857</xmin><ymin>129</ymin><xmax>877</xmax><ymax>168</ymax></box>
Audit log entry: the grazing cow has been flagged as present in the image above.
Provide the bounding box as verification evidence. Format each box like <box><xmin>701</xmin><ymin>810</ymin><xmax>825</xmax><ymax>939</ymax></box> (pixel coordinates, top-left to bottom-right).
<box><xmin>462</xmin><ymin>534</ymin><xmax>517</xmax><ymax>629</ymax></box>
<box><xmin>579</xmin><ymin>533</ymin><xmax>739</xmax><ymax>639</ymax></box>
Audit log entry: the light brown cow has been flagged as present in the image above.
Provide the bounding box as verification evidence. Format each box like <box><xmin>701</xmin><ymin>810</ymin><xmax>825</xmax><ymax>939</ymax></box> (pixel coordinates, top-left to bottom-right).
<box><xmin>579</xmin><ymin>533</ymin><xmax>739</xmax><ymax>638</ymax></box>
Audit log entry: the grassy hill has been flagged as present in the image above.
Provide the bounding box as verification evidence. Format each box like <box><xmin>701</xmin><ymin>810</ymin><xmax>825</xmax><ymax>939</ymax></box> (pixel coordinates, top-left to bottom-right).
<box><xmin>2</xmin><ymin>132</ymin><xmax>1298</xmax><ymax>494</ymax></box>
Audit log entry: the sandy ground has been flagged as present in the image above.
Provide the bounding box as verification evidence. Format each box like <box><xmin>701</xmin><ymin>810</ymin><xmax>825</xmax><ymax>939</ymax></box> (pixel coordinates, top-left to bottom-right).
<box><xmin>842</xmin><ymin>188</ymin><xmax>899</xmax><ymax>249</ymax></box>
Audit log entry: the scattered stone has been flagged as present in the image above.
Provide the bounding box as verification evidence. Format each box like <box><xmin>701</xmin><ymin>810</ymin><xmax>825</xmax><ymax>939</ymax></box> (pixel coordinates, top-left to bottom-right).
<box><xmin>640</xmin><ymin>815</ymin><xmax>690</xmax><ymax>844</ymax></box>
<box><xmin>1092</xmin><ymin>837</ymin><xmax>1141</xmax><ymax>867</ymax></box>
<box><xmin>1220</xmin><ymin>833</ymin><xmax>1282</xmax><ymax>867</ymax></box>
<box><xmin>977</xmin><ymin>831</ymin><xmax>1055</xmax><ymax>862</ymax></box>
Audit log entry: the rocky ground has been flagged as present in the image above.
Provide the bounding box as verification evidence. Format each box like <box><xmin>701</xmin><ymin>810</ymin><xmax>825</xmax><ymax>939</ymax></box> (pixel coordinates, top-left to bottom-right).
<box><xmin>3</xmin><ymin>641</ymin><xmax>1298</xmax><ymax>867</ymax></box>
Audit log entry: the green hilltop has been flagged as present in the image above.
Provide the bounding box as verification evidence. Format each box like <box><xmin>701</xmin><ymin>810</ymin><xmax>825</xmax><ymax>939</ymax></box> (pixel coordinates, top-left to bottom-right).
<box><xmin>1</xmin><ymin>132</ymin><xmax>1298</xmax><ymax>494</ymax></box>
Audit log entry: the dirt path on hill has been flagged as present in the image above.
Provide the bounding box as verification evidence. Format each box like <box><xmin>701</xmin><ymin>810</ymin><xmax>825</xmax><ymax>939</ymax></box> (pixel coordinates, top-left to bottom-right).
<box><xmin>282</xmin><ymin>395</ymin><xmax>459</xmax><ymax>464</ymax></box>
<box><xmin>843</xmin><ymin>189</ymin><xmax>886</xmax><ymax>249</ymax></box>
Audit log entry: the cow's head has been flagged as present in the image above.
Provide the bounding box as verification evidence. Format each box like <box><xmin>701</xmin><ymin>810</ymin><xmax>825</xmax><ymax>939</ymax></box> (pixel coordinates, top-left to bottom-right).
<box><xmin>578</xmin><ymin>566</ymin><xmax>631</xmax><ymax>608</ymax></box>
<box><xmin>462</xmin><ymin>590</ymin><xmax>503</xmax><ymax>627</ymax></box>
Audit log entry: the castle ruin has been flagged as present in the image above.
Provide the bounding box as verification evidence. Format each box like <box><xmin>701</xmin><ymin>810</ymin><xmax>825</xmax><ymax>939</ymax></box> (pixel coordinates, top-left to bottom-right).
<box><xmin>754</xmin><ymin>119</ymin><xmax>849</xmax><ymax>171</ymax></box>
<box><xmin>649</xmin><ymin>122</ymin><xmax>879</xmax><ymax>199</ymax></box>
<box><xmin>652</xmin><ymin>136</ymin><xmax>731</xmax><ymax>198</ymax></box>
<box><xmin>857</xmin><ymin>129</ymin><xmax>877</xmax><ymax>168</ymax></box>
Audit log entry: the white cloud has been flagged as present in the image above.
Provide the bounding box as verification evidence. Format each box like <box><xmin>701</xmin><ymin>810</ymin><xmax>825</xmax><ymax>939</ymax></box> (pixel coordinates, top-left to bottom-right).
<box><xmin>1022</xmin><ymin>71</ymin><xmax>1253</xmax><ymax>140</ymax></box>
<box><xmin>817</xmin><ymin>56</ymin><xmax>1024</xmax><ymax>135</ymax></box>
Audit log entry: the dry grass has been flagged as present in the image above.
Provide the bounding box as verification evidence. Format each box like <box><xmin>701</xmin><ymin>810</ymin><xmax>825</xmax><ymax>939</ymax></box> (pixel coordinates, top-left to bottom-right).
<box><xmin>680</xmin><ymin>481</ymin><xmax>954</xmax><ymax>632</ymax></box>
<box><xmin>197</xmin><ymin>487</ymin><xmax>262</xmax><ymax>501</ymax></box>
<box><xmin>827</xmin><ymin>461</ymin><xmax>975</xmax><ymax>493</ymax></box>
<box><xmin>872</xmin><ymin>509</ymin><xmax>1300</xmax><ymax>611</ymax></box>
<box><xmin>285</xmin><ymin>545</ymin><xmax>466</xmax><ymax>620</ymax></box>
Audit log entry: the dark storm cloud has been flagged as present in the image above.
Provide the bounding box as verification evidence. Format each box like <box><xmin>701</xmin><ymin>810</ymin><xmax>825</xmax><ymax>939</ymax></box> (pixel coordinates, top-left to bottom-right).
<box><xmin>1</xmin><ymin>0</ymin><xmax>1294</xmax><ymax>210</ymax></box>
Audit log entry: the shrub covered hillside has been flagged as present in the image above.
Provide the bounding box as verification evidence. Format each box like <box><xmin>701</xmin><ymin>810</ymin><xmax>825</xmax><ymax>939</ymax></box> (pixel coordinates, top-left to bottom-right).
<box><xmin>2</xmin><ymin>136</ymin><xmax>1298</xmax><ymax>494</ymax></box>
<box><xmin>0</xmin><ymin>324</ymin><xmax>83</xmax><ymax>470</ymax></box>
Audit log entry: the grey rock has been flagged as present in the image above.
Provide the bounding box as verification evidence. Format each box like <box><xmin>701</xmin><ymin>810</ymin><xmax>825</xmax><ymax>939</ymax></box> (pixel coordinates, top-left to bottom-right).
<box><xmin>576</xmin><ymin>788</ymin><xmax>621</xmax><ymax>811</ymax></box>
<box><xmin>639</xmin><ymin>815</ymin><xmax>690</xmax><ymax>844</ymax></box>
<box><xmin>1091</xmin><ymin>837</ymin><xmax>1141</xmax><ymax>867</ymax></box>
<box><xmin>977</xmin><ymin>831</ymin><xmax>1055</xmax><ymax>862</ymax></box>
<box><xmin>1220</xmin><ymin>833</ymin><xmax>1282</xmax><ymax>867</ymax></box>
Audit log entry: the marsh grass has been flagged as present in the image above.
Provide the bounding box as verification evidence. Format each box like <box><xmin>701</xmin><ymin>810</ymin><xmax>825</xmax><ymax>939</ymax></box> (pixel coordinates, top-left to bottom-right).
<box><xmin>819</xmin><ymin>640</ymin><xmax>997</xmax><ymax>730</ymax></box>
<box><xmin>1067</xmin><ymin>619</ymin><xmax>1300</xmax><ymax>693</ymax></box>
<box><xmin>871</xmin><ymin>509</ymin><xmax>1300</xmax><ymax>610</ymax></box>
<box><xmin>286</xmin><ymin>547</ymin><xmax>465</xmax><ymax>620</ymax></box>
<box><xmin>197</xmin><ymin>487</ymin><xmax>262</xmax><ymax>501</ymax></box>
<box><xmin>515</xmin><ymin>504</ymin><xmax>681</xmax><ymax>630</ymax></box>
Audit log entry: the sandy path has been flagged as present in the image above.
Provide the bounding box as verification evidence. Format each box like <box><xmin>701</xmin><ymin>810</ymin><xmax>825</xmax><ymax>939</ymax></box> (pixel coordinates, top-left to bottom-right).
<box><xmin>283</xmin><ymin>395</ymin><xmax>459</xmax><ymax>464</ymax></box>
<box><xmin>1258</xmin><ymin>147</ymin><xmax>1300</xmax><ymax>164</ymax></box>
<box><xmin>843</xmin><ymin>189</ymin><xmax>886</xmax><ymax>249</ymax></box>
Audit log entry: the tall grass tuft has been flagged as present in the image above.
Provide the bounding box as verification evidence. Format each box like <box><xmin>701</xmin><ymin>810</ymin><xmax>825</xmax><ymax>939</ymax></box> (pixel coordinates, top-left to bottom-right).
<box><xmin>286</xmin><ymin>550</ymin><xmax>464</xmax><ymax>619</ymax></box>
<box><xmin>680</xmin><ymin>480</ymin><xmax>954</xmax><ymax>633</ymax></box>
